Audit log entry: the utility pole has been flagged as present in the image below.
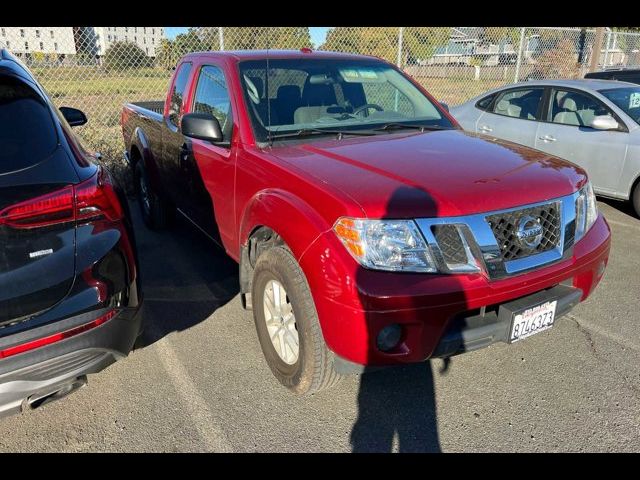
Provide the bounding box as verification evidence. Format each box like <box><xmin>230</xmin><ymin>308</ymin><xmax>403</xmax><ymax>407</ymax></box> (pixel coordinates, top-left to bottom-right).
<box><xmin>590</xmin><ymin>27</ymin><xmax>605</xmax><ymax>72</ymax></box>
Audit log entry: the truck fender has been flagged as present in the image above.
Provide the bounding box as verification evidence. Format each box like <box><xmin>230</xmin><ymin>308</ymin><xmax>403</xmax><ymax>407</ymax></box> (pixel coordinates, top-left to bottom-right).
<box><xmin>238</xmin><ymin>188</ymin><xmax>333</xmax><ymax>296</ymax></box>
<box><xmin>130</xmin><ymin>127</ymin><xmax>162</xmax><ymax>193</ymax></box>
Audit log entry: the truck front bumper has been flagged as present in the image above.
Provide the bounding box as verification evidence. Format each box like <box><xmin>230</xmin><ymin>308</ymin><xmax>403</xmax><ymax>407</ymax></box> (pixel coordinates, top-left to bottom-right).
<box><xmin>299</xmin><ymin>214</ymin><xmax>611</xmax><ymax>367</ymax></box>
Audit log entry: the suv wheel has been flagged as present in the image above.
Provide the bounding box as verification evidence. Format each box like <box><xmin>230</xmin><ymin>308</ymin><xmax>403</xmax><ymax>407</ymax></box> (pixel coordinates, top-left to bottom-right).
<box><xmin>134</xmin><ymin>161</ymin><xmax>172</xmax><ymax>230</ymax></box>
<box><xmin>251</xmin><ymin>246</ymin><xmax>342</xmax><ymax>395</ymax></box>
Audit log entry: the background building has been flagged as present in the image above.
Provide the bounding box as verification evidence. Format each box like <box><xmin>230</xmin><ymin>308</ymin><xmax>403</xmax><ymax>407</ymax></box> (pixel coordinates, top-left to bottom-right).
<box><xmin>0</xmin><ymin>27</ymin><xmax>76</xmax><ymax>56</ymax></box>
<box><xmin>76</xmin><ymin>27</ymin><xmax>164</xmax><ymax>58</ymax></box>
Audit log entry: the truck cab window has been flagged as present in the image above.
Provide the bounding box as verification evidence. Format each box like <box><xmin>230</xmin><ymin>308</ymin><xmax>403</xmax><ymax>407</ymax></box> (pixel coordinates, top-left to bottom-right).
<box><xmin>192</xmin><ymin>65</ymin><xmax>233</xmax><ymax>141</ymax></box>
<box><xmin>168</xmin><ymin>62</ymin><xmax>192</xmax><ymax>127</ymax></box>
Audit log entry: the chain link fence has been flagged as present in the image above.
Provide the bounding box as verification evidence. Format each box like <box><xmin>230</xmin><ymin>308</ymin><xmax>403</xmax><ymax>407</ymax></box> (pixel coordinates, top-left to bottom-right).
<box><xmin>1</xmin><ymin>26</ymin><xmax>638</xmax><ymax>189</ymax></box>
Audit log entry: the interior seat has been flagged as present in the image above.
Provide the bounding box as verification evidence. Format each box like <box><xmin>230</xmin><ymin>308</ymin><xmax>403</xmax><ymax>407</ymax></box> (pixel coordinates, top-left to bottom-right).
<box><xmin>553</xmin><ymin>96</ymin><xmax>582</xmax><ymax>126</ymax></box>
<box><xmin>274</xmin><ymin>85</ymin><xmax>301</xmax><ymax>125</ymax></box>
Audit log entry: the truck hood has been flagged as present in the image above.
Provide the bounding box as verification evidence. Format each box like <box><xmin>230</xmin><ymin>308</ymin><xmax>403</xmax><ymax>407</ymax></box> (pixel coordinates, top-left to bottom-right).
<box><xmin>270</xmin><ymin>129</ymin><xmax>586</xmax><ymax>218</ymax></box>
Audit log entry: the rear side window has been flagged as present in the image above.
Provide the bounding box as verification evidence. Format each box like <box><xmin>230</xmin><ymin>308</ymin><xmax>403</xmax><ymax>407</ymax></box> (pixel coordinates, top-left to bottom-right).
<box><xmin>476</xmin><ymin>94</ymin><xmax>495</xmax><ymax>111</ymax></box>
<box><xmin>168</xmin><ymin>62</ymin><xmax>192</xmax><ymax>127</ymax></box>
<box><xmin>491</xmin><ymin>88</ymin><xmax>543</xmax><ymax>120</ymax></box>
<box><xmin>0</xmin><ymin>76</ymin><xmax>57</xmax><ymax>175</ymax></box>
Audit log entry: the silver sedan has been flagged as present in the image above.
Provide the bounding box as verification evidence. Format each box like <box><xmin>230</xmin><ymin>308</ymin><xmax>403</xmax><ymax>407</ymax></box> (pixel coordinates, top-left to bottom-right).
<box><xmin>451</xmin><ymin>79</ymin><xmax>640</xmax><ymax>216</ymax></box>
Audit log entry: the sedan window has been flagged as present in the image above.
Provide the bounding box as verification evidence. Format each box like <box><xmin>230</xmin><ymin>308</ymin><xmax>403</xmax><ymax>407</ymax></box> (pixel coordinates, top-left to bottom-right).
<box><xmin>548</xmin><ymin>89</ymin><xmax>613</xmax><ymax>127</ymax></box>
<box><xmin>491</xmin><ymin>88</ymin><xmax>543</xmax><ymax>120</ymax></box>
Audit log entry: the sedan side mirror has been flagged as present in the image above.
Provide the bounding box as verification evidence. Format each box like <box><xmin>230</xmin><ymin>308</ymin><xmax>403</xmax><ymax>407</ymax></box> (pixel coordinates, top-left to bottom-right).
<box><xmin>60</xmin><ymin>107</ymin><xmax>87</xmax><ymax>127</ymax></box>
<box><xmin>181</xmin><ymin>113</ymin><xmax>223</xmax><ymax>143</ymax></box>
<box><xmin>440</xmin><ymin>102</ymin><xmax>450</xmax><ymax>113</ymax></box>
<box><xmin>590</xmin><ymin>115</ymin><xmax>619</xmax><ymax>131</ymax></box>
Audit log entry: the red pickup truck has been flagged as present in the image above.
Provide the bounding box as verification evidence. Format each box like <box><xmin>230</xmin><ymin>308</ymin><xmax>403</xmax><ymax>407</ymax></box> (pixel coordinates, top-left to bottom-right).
<box><xmin>121</xmin><ymin>50</ymin><xmax>611</xmax><ymax>394</ymax></box>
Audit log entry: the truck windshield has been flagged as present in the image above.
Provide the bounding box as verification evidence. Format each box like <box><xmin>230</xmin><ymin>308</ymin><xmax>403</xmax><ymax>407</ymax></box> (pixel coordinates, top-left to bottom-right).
<box><xmin>238</xmin><ymin>58</ymin><xmax>454</xmax><ymax>143</ymax></box>
<box><xmin>599</xmin><ymin>87</ymin><xmax>640</xmax><ymax>125</ymax></box>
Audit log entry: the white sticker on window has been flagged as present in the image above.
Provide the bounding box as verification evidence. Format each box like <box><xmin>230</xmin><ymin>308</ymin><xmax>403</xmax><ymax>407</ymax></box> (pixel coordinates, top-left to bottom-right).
<box><xmin>629</xmin><ymin>92</ymin><xmax>640</xmax><ymax>109</ymax></box>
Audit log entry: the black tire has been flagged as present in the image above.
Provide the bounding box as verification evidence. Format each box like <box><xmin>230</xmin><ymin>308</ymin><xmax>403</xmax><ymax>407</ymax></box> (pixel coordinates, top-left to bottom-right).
<box><xmin>251</xmin><ymin>246</ymin><xmax>342</xmax><ymax>395</ymax></box>
<box><xmin>134</xmin><ymin>161</ymin><xmax>172</xmax><ymax>230</ymax></box>
<box><xmin>633</xmin><ymin>182</ymin><xmax>640</xmax><ymax>219</ymax></box>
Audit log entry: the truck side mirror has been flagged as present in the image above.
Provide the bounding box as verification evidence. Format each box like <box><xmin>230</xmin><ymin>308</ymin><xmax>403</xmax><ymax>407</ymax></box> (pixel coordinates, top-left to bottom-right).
<box><xmin>60</xmin><ymin>107</ymin><xmax>87</xmax><ymax>127</ymax></box>
<box><xmin>181</xmin><ymin>113</ymin><xmax>223</xmax><ymax>143</ymax></box>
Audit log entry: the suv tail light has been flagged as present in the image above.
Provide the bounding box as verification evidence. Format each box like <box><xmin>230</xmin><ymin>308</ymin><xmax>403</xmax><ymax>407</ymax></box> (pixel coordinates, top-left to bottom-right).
<box><xmin>0</xmin><ymin>168</ymin><xmax>123</xmax><ymax>229</ymax></box>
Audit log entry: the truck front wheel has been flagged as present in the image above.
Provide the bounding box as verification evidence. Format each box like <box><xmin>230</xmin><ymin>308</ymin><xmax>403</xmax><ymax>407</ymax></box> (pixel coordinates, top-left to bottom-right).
<box><xmin>251</xmin><ymin>246</ymin><xmax>342</xmax><ymax>395</ymax></box>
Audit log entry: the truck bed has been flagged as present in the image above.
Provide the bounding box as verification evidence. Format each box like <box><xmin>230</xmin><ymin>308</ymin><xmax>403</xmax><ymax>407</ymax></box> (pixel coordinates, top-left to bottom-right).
<box><xmin>128</xmin><ymin>101</ymin><xmax>165</xmax><ymax>115</ymax></box>
<box><xmin>121</xmin><ymin>101</ymin><xmax>165</xmax><ymax>164</ymax></box>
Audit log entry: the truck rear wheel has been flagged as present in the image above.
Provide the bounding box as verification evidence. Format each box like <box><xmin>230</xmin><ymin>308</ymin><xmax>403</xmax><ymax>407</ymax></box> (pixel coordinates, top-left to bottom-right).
<box><xmin>251</xmin><ymin>246</ymin><xmax>342</xmax><ymax>395</ymax></box>
<box><xmin>134</xmin><ymin>161</ymin><xmax>172</xmax><ymax>230</ymax></box>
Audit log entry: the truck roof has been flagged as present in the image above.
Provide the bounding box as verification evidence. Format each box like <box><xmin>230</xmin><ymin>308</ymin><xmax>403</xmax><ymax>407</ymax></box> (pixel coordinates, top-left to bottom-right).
<box><xmin>181</xmin><ymin>49</ymin><xmax>381</xmax><ymax>63</ymax></box>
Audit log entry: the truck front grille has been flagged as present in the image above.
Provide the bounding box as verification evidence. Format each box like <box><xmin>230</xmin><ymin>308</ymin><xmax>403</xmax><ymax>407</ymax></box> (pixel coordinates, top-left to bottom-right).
<box><xmin>485</xmin><ymin>202</ymin><xmax>561</xmax><ymax>261</ymax></box>
<box><xmin>431</xmin><ymin>225</ymin><xmax>467</xmax><ymax>265</ymax></box>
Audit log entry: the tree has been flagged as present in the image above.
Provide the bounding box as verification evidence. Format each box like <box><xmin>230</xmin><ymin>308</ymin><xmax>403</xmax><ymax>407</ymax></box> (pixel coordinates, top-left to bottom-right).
<box><xmin>534</xmin><ymin>38</ymin><xmax>580</xmax><ymax>79</ymax></box>
<box><xmin>103</xmin><ymin>41</ymin><xmax>150</xmax><ymax>71</ymax></box>
<box><xmin>320</xmin><ymin>27</ymin><xmax>450</xmax><ymax>65</ymax></box>
<box><xmin>216</xmin><ymin>27</ymin><xmax>312</xmax><ymax>50</ymax></box>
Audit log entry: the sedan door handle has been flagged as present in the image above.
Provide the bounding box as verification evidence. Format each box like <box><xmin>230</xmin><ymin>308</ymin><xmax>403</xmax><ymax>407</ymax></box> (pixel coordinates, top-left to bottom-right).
<box><xmin>479</xmin><ymin>125</ymin><xmax>493</xmax><ymax>133</ymax></box>
<box><xmin>539</xmin><ymin>134</ymin><xmax>557</xmax><ymax>142</ymax></box>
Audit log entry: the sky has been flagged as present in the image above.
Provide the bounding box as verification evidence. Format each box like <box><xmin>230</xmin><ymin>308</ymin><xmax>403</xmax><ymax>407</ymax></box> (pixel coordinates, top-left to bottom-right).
<box><xmin>164</xmin><ymin>27</ymin><xmax>331</xmax><ymax>48</ymax></box>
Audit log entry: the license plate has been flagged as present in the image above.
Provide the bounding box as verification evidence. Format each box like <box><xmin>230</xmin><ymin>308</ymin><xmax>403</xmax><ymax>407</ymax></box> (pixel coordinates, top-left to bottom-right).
<box><xmin>509</xmin><ymin>300</ymin><xmax>557</xmax><ymax>343</ymax></box>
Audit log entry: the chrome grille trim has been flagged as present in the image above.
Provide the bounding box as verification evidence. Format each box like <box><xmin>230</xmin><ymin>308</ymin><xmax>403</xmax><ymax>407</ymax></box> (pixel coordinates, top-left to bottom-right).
<box><xmin>415</xmin><ymin>191</ymin><xmax>579</xmax><ymax>280</ymax></box>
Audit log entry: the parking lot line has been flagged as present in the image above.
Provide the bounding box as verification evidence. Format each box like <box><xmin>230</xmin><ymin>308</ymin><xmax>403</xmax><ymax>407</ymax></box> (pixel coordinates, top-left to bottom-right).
<box><xmin>153</xmin><ymin>331</ymin><xmax>233</xmax><ymax>452</ymax></box>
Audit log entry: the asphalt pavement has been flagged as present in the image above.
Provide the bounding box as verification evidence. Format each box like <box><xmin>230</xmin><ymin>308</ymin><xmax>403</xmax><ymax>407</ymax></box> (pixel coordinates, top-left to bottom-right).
<box><xmin>0</xmin><ymin>198</ymin><xmax>638</xmax><ymax>452</ymax></box>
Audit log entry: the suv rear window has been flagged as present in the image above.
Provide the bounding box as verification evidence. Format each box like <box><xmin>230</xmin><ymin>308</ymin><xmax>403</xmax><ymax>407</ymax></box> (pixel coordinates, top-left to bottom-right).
<box><xmin>0</xmin><ymin>76</ymin><xmax>57</xmax><ymax>175</ymax></box>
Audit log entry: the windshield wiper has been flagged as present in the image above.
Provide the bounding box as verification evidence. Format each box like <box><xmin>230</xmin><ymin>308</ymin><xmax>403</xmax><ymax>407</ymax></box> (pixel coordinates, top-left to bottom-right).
<box><xmin>372</xmin><ymin>123</ymin><xmax>452</xmax><ymax>132</ymax></box>
<box><xmin>269</xmin><ymin>128</ymin><xmax>377</xmax><ymax>141</ymax></box>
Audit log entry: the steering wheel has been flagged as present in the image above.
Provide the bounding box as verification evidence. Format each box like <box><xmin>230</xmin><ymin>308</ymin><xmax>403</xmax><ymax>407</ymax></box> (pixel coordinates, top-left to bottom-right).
<box><xmin>352</xmin><ymin>103</ymin><xmax>384</xmax><ymax>117</ymax></box>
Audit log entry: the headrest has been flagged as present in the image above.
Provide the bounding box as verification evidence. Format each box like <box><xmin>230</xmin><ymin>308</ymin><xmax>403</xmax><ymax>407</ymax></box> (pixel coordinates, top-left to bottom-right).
<box><xmin>277</xmin><ymin>85</ymin><xmax>301</xmax><ymax>100</ymax></box>
<box><xmin>560</xmin><ymin>96</ymin><xmax>578</xmax><ymax>112</ymax></box>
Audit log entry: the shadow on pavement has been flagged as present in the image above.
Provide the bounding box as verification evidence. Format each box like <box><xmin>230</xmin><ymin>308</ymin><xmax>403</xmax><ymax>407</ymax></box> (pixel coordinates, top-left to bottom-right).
<box><xmin>129</xmin><ymin>200</ymin><xmax>240</xmax><ymax>348</ymax></box>
<box><xmin>350</xmin><ymin>185</ymin><xmax>468</xmax><ymax>452</ymax></box>
<box><xmin>350</xmin><ymin>361</ymin><xmax>449</xmax><ymax>452</ymax></box>
<box><xmin>598</xmin><ymin>197</ymin><xmax>638</xmax><ymax>220</ymax></box>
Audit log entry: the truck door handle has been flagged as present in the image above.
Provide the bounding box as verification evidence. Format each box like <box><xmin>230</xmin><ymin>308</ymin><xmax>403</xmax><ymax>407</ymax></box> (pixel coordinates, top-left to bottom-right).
<box><xmin>479</xmin><ymin>125</ymin><xmax>493</xmax><ymax>133</ymax></box>
<box><xmin>180</xmin><ymin>143</ymin><xmax>191</xmax><ymax>165</ymax></box>
<box><xmin>538</xmin><ymin>134</ymin><xmax>557</xmax><ymax>142</ymax></box>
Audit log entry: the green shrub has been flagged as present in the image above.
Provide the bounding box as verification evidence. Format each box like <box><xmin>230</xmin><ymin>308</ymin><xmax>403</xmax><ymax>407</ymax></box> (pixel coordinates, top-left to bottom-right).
<box><xmin>103</xmin><ymin>42</ymin><xmax>150</xmax><ymax>71</ymax></box>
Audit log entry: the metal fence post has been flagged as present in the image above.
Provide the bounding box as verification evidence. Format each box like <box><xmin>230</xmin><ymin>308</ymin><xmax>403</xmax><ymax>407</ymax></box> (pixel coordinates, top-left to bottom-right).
<box><xmin>397</xmin><ymin>27</ymin><xmax>404</xmax><ymax>67</ymax></box>
<box><xmin>604</xmin><ymin>29</ymin><xmax>612</xmax><ymax>67</ymax></box>
<box><xmin>514</xmin><ymin>27</ymin><xmax>526</xmax><ymax>83</ymax></box>
<box><xmin>218</xmin><ymin>27</ymin><xmax>224</xmax><ymax>51</ymax></box>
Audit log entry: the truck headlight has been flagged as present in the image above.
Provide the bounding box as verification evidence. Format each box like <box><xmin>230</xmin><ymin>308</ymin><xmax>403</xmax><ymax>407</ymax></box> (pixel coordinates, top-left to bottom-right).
<box><xmin>575</xmin><ymin>181</ymin><xmax>598</xmax><ymax>242</ymax></box>
<box><xmin>334</xmin><ymin>218</ymin><xmax>437</xmax><ymax>273</ymax></box>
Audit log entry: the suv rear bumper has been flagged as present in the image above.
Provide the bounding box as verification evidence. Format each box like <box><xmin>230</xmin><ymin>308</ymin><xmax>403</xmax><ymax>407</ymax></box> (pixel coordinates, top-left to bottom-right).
<box><xmin>0</xmin><ymin>305</ymin><xmax>142</xmax><ymax>418</ymax></box>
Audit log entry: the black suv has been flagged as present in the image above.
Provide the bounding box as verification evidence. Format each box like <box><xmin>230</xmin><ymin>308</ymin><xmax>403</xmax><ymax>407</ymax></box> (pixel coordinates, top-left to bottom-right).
<box><xmin>0</xmin><ymin>50</ymin><xmax>143</xmax><ymax>417</ymax></box>
<box><xmin>584</xmin><ymin>68</ymin><xmax>640</xmax><ymax>84</ymax></box>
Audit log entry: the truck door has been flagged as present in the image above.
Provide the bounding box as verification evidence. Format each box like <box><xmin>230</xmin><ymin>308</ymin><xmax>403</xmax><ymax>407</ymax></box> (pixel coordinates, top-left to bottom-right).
<box><xmin>180</xmin><ymin>63</ymin><xmax>236</xmax><ymax>246</ymax></box>
<box><xmin>161</xmin><ymin>61</ymin><xmax>193</xmax><ymax>209</ymax></box>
